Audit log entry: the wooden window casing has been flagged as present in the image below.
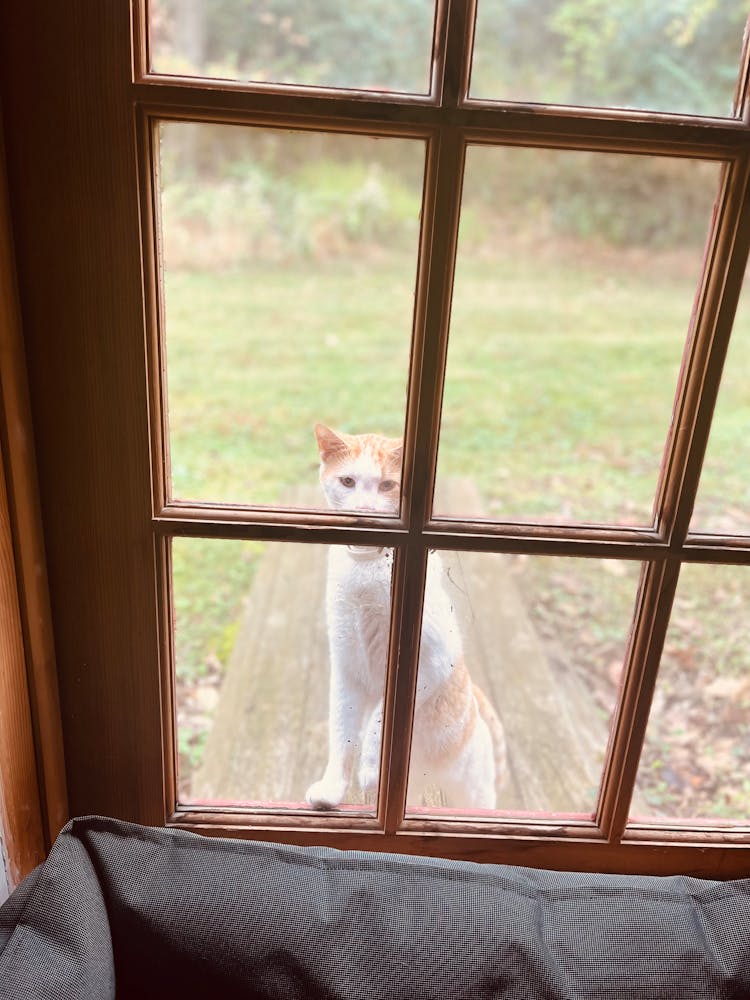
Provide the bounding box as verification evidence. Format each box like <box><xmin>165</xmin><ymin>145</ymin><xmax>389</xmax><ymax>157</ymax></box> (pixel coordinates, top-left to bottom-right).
<box><xmin>2</xmin><ymin>0</ymin><xmax>750</xmax><ymax>876</ymax></box>
<box><xmin>138</xmin><ymin>0</ymin><xmax>750</xmax><ymax>871</ymax></box>
<box><xmin>0</xmin><ymin>121</ymin><xmax>67</xmax><ymax>887</ymax></box>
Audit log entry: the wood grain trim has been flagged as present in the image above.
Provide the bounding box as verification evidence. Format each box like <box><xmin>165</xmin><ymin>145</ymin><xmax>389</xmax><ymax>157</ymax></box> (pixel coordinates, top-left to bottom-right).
<box><xmin>378</xmin><ymin>131</ymin><xmax>466</xmax><ymax>835</ymax></box>
<box><xmin>138</xmin><ymin>102</ymin><xmax>434</xmax><ymax>141</ymax></box>
<box><xmin>130</xmin><ymin>0</ymin><xmax>149</xmax><ymax>82</ymax></box>
<box><xmin>440</xmin><ymin>0</ymin><xmax>476</xmax><ymax>107</ymax></box>
<box><xmin>156</xmin><ymin>535</ymin><xmax>177</xmax><ymax>819</ymax></box>
<box><xmin>169</xmin><ymin>814</ymin><xmax>750</xmax><ymax>877</ymax></box>
<box><xmin>430</xmin><ymin>0</ymin><xmax>450</xmax><ymax>105</ymax></box>
<box><xmin>683</xmin><ymin>537</ymin><xmax>750</xmax><ymax>560</ymax></box>
<box><xmin>735</xmin><ymin>12</ymin><xmax>750</xmax><ymax>123</ymax></box>
<box><xmin>137</xmin><ymin>112</ymin><xmax>170</xmax><ymax>517</ymax></box>
<box><xmin>0</xmin><ymin>123</ymin><xmax>68</xmax><ymax>850</ymax></box>
<box><xmin>625</xmin><ymin>824</ymin><xmax>750</xmax><ymax>843</ymax></box>
<box><xmin>378</xmin><ymin>544</ymin><xmax>428</xmax><ymax>834</ymax></box>
<box><xmin>154</xmin><ymin>514</ymin><xmax>666</xmax><ymax>559</ymax></box>
<box><xmin>597</xmin><ymin>560</ymin><xmax>682</xmax><ymax>840</ymax></box>
<box><xmin>1</xmin><ymin>0</ymin><xmax>166</xmax><ymax>824</ymax></box>
<box><xmin>131</xmin><ymin>82</ymin><xmax>750</xmax><ymax>152</ymax></box>
<box><xmin>155</xmin><ymin>510</ymin><xmax>750</xmax><ymax>561</ymax></box>
<box><xmin>0</xmin><ymin>437</ymin><xmax>45</xmax><ymax>886</ymax></box>
<box><xmin>665</xmin><ymin>154</ymin><xmax>750</xmax><ymax>545</ymax></box>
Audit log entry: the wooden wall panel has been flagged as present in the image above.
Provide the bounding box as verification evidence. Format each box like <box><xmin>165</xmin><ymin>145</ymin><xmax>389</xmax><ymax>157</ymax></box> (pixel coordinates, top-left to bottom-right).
<box><xmin>0</xmin><ymin>433</ymin><xmax>45</xmax><ymax>886</ymax></box>
<box><xmin>0</xmin><ymin>1</ymin><xmax>165</xmax><ymax>823</ymax></box>
<box><xmin>0</xmin><ymin>120</ymin><xmax>68</xmax><ymax>848</ymax></box>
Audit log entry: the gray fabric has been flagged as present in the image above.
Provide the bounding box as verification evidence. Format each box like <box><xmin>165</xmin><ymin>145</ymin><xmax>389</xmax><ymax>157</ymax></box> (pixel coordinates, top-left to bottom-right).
<box><xmin>1</xmin><ymin>815</ymin><xmax>749</xmax><ymax>998</ymax></box>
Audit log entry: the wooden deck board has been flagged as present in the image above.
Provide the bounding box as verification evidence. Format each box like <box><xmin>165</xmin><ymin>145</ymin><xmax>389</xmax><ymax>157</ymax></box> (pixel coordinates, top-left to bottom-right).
<box><xmin>192</xmin><ymin>480</ymin><xmax>614</xmax><ymax>815</ymax></box>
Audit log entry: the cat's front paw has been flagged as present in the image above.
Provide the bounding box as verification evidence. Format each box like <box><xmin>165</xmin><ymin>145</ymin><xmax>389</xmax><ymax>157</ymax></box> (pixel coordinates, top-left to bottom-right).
<box><xmin>305</xmin><ymin>777</ymin><xmax>346</xmax><ymax>810</ymax></box>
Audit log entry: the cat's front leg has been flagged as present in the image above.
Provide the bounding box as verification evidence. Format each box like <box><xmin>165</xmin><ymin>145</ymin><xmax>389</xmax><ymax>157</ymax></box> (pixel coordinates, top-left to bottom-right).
<box><xmin>306</xmin><ymin>651</ymin><xmax>366</xmax><ymax>809</ymax></box>
<box><xmin>357</xmin><ymin>700</ymin><xmax>383</xmax><ymax>799</ymax></box>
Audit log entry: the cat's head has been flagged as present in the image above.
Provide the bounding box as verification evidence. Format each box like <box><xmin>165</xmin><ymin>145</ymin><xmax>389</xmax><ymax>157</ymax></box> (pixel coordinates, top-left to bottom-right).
<box><xmin>315</xmin><ymin>423</ymin><xmax>402</xmax><ymax>514</ymax></box>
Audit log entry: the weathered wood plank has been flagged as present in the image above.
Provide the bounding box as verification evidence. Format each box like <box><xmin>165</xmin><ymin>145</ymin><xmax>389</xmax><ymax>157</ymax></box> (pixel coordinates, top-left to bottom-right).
<box><xmin>194</xmin><ymin>531</ymin><xmax>330</xmax><ymax>804</ymax></box>
<box><xmin>435</xmin><ymin>478</ymin><xmax>604</xmax><ymax>814</ymax></box>
<box><xmin>193</xmin><ymin>480</ymin><xmax>614</xmax><ymax>815</ymax></box>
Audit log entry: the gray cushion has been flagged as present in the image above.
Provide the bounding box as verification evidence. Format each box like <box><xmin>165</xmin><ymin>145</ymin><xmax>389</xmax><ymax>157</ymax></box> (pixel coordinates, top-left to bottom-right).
<box><xmin>1</xmin><ymin>815</ymin><xmax>749</xmax><ymax>998</ymax></box>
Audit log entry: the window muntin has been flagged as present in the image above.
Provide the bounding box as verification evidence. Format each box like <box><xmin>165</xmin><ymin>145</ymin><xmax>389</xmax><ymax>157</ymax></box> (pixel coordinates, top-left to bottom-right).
<box><xmin>158</xmin><ymin>121</ymin><xmax>423</xmax><ymax>510</ymax></box>
<box><xmin>470</xmin><ymin>0</ymin><xmax>749</xmax><ymax>119</ymax></box>
<box><xmin>133</xmin><ymin>0</ymin><xmax>750</xmax><ymax>868</ymax></box>
<box><xmin>632</xmin><ymin>562</ymin><xmax>750</xmax><ymax>824</ymax></box>
<box><xmin>434</xmin><ymin>145</ymin><xmax>720</xmax><ymax>527</ymax></box>
<box><xmin>148</xmin><ymin>0</ymin><xmax>437</xmax><ymax>96</ymax></box>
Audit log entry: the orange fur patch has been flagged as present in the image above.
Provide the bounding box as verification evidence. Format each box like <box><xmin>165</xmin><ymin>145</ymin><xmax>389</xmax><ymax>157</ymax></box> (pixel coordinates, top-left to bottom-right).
<box><xmin>316</xmin><ymin>425</ymin><xmax>401</xmax><ymax>474</ymax></box>
<box><xmin>420</xmin><ymin>657</ymin><xmax>479</xmax><ymax>766</ymax></box>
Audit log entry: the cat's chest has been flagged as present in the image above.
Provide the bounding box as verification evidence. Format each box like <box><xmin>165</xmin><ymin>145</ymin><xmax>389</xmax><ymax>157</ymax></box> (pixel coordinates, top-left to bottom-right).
<box><xmin>327</xmin><ymin>547</ymin><xmax>393</xmax><ymax>611</ymax></box>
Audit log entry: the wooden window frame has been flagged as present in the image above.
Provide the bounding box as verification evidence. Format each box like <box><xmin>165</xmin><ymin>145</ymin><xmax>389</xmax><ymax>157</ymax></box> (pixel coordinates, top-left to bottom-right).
<box><xmin>136</xmin><ymin>0</ymin><xmax>750</xmax><ymax>872</ymax></box>
<box><xmin>1</xmin><ymin>0</ymin><xmax>750</xmax><ymax>876</ymax></box>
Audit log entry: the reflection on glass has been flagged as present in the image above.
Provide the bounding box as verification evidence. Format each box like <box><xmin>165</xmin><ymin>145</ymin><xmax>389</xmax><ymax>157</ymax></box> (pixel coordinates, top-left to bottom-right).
<box><xmin>471</xmin><ymin>1</ymin><xmax>746</xmax><ymax>117</ymax></box>
<box><xmin>435</xmin><ymin>145</ymin><xmax>720</xmax><ymax>526</ymax></box>
<box><xmin>691</xmin><ymin>271</ymin><xmax>750</xmax><ymax>535</ymax></box>
<box><xmin>405</xmin><ymin>548</ymin><xmax>641</xmax><ymax>817</ymax></box>
<box><xmin>158</xmin><ymin>122</ymin><xmax>422</xmax><ymax>506</ymax></box>
<box><xmin>634</xmin><ymin>563</ymin><xmax>750</xmax><ymax>823</ymax></box>
<box><xmin>149</xmin><ymin>0</ymin><xmax>435</xmax><ymax>94</ymax></box>
<box><xmin>176</xmin><ymin>538</ymin><xmax>393</xmax><ymax>810</ymax></box>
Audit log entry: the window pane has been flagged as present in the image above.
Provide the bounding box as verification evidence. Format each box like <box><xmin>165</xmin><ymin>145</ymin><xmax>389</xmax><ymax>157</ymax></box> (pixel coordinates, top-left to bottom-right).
<box><xmin>471</xmin><ymin>1</ymin><xmax>747</xmax><ymax>117</ymax></box>
<box><xmin>435</xmin><ymin>146</ymin><xmax>720</xmax><ymax>526</ymax></box>
<box><xmin>158</xmin><ymin>122</ymin><xmax>423</xmax><ymax>508</ymax></box>
<box><xmin>405</xmin><ymin>549</ymin><xmax>641</xmax><ymax>818</ymax></box>
<box><xmin>633</xmin><ymin>563</ymin><xmax>750</xmax><ymax>824</ymax></box>
<box><xmin>149</xmin><ymin>0</ymin><xmax>436</xmax><ymax>94</ymax></box>
<box><xmin>691</xmin><ymin>270</ymin><xmax>750</xmax><ymax>535</ymax></box>
<box><xmin>175</xmin><ymin>537</ymin><xmax>393</xmax><ymax>811</ymax></box>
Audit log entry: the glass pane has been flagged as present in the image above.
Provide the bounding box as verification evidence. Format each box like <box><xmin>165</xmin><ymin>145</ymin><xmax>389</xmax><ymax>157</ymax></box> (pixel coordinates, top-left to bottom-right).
<box><xmin>435</xmin><ymin>146</ymin><xmax>720</xmax><ymax>526</ymax></box>
<box><xmin>691</xmin><ymin>270</ymin><xmax>750</xmax><ymax>535</ymax></box>
<box><xmin>149</xmin><ymin>0</ymin><xmax>435</xmax><ymax>94</ymax></box>
<box><xmin>405</xmin><ymin>551</ymin><xmax>641</xmax><ymax>817</ymax></box>
<box><xmin>633</xmin><ymin>563</ymin><xmax>750</xmax><ymax>823</ymax></box>
<box><xmin>471</xmin><ymin>1</ymin><xmax>747</xmax><ymax>117</ymax></box>
<box><xmin>158</xmin><ymin>122</ymin><xmax>423</xmax><ymax>508</ymax></box>
<box><xmin>175</xmin><ymin>537</ymin><xmax>393</xmax><ymax>811</ymax></box>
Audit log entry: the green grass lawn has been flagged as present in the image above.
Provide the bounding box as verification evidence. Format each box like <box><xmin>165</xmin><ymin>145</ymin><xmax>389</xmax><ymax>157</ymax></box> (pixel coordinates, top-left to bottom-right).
<box><xmin>165</xmin><ymin>253</ymin><xmax>750</xmax><ymax>818</ymax></box>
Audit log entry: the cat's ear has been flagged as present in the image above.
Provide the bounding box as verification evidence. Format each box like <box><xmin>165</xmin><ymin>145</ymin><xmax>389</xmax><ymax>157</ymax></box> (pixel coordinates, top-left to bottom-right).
<box><xmin>315</xmin><ymin>423</ymin><xmax>349</xmax><ymax>462</ymax></box>
<box><xmin>389</xmin><ymin>438</ymin><xmax>403</xmax><ymax>463</ymax></box>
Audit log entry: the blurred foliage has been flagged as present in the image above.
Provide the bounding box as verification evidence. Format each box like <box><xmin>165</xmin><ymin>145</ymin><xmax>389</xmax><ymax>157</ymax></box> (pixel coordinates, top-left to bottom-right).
<box><xmin>151</xmin><ymin>2</ymin><xmax>748</xmax><ymax>261</ymax></box>
<box><xmin>473</xmin><ymin>0</ymin><xmax>747</xmax><ymax>116</ymax></box>
<box><xmin>152</xmin><ymin>0</ymin><xmax>748</xmax><ymax>114</ymax></box>
<box><xmin>159</xmin><ymin>124</ymin><xmax>424</xmax><ymax>267</ymax></box>
<box><xmin>150</xmin><ymin>0</ymin><xmax>435</xmax><ymax>91</ymax></box>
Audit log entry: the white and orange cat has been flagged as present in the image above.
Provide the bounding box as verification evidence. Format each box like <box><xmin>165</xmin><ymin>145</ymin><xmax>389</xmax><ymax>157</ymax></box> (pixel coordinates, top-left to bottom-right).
<box><xmin>306</xmin><ymin>423</ymin><xmax>507</xmax><ymax>811</ymax></box>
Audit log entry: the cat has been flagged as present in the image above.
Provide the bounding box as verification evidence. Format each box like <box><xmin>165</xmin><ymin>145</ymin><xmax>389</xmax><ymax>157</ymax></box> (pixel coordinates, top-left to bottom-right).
<box><xmin>305</xmin><ymin>423</ymin><xmax>507</xmax><ymax>811</ymax></box>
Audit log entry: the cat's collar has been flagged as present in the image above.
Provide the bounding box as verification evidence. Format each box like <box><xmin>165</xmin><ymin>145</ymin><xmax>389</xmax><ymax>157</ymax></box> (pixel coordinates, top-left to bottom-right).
<box><xmin>346</xmin><ymin>545</ymin><xmax>386</xmax><ymax>562</ymax></box>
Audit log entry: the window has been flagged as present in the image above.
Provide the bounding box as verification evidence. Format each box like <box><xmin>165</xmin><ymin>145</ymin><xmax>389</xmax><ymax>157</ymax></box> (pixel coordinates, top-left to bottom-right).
<box><xmin>139</xmin><ymin>0</ymin><xmax>750</xmax><ymax>870</ymax></box>
<box><xmin>3</xmin><ymin>0</ymin><xmax>750</xmax><ymax>875</ymax></box>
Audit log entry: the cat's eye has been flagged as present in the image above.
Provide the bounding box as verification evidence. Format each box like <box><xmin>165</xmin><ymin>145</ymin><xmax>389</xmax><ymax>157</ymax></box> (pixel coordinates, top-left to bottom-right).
<box><xmin>339</xmin><ymin>476</ymin><xmax>356</xmax><ymax>488</ymax></box>
<box><xmin>379</xmin><ymin>480</ymin><xmax>397</xmax><ymax>492</ymax></box>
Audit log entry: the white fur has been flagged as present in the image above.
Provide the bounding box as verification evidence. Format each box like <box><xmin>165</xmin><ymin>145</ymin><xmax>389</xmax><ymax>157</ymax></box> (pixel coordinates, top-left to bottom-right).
<box><xmin>307</xmin><ymin>426</ymin><xmax>500</xmax><ymax>811</ymax></box>
<box><xmin>306</xmin><ymin>547</ymin><xmax>498</xmax><ymax>811</ymax></box>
